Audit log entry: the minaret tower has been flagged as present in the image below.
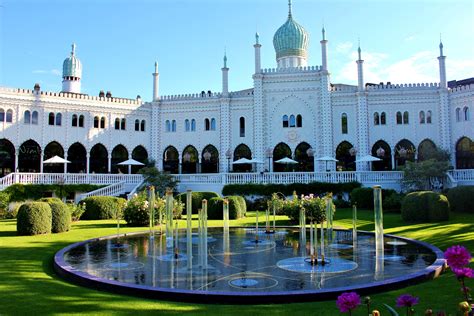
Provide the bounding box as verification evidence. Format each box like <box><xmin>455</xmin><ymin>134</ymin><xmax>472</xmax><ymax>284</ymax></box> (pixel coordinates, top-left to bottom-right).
<box><xmin>62</xmin><ymin>43</ymin><xmax>82</xmax><ymax>93</ymax></box>
<box><xmin>152</xmin><ymin>61</ymin><xmax>160</xmax><ymax>101</ymax></box>
<box><xmin>254</xmin><ymin>33</ymin><xmax>262</xmax><ymax>74</ymax></box>
<box><xmin>320</xmin><ymin>27</ymin><xmax>328</xmax><ymax>71</ymax></box>
<box><xmin>438</xmin><ymin>40</ymin><xmax>447</xmax><ymax>88</ymax></box>
<box><xmin>222</xmin><ymin>51</ymin><xmax>229</xmax><ymax>97</ymax></box>
<box><xmin>356</xmin><ymin>44</ymin><xmax>364</xmax><ymax>91</ymax></box>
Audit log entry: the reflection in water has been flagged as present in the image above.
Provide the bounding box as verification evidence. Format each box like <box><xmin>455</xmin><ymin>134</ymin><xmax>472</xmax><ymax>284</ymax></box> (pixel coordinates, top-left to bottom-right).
<box><xmin>63</xmin><ymin>228</ymin><xmax>437</xmax><ymax>293</ymax></box>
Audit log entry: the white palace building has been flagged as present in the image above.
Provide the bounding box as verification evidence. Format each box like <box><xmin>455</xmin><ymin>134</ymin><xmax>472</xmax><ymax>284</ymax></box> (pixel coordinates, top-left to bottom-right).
<box><xmin>0</xmin><ymin>2</ymin><xmax>473</xmax><ymax>195</ymax></box>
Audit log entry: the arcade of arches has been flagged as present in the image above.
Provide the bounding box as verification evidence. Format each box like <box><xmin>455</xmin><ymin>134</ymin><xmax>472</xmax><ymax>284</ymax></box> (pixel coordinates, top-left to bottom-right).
<box><xmin>1</xmin><ymin>138</ymin><xmax>473</xmax><ymax>177</ymax></box>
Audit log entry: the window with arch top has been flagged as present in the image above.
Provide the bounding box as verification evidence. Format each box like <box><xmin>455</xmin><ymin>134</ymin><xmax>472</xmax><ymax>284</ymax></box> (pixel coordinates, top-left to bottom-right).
<box><xmin>94</xmin><ymin>116</ymin><xmax>99</xmax><ymax>128</ymax></box>
<box><xmin>205</xmin><ymin>118</ymin><xmax>210</xmax><ymax>131</ymax></box>
<box><xmin>32</xmin><ymin>111</ymin><xmax>38</xmax><ymax>125</ymax></box>
<box><xmin>419</xmin><ymin>111</ymin><xmax>425</xmax><ymax>124</ymax></box>
<box><xmin>282</xmin><ymin>115</ymin><xmax>289</xmax><ymax>128</ymax></box>
<box><xmin>185</xmin><ymin>119</ymin><xmax>190</xmax><ymax>132</ymax></box>
<box><xmin>6</xmin><ymin>109</ymin><xmax>13</xmax><ymax>123</ymax></box>
<box><xmin>171</xmin><ymin>120</ymin><xmax>176</xmax><ymax>132</ymax></box>
<box><xmin>289</xmin><ymin>115</ymin><xmax>296</xmax><ymax>127</ymax></box>
<box><xmin>48</xmin><ymin>112</ymin><xmax>55</xmax><ymax>125</ymax></box>
<box><xmin>24</xmin><ymin>110</ymin><xmax>31</xmax><ymax>124</ymax></box>
<box><xmin>374</xmin><ymin>112</ymin><xmax>380</xmax><ymax>125</ymax></box>
<box><xmin>72</xmin><ymin>114</ymin><xmax>78</xmax><ymax>127</ymax></box>
<box><xmin>100</xmin><ymin>116</ymin><xmax>105</xmax><ymax>128</ymax></box>
<box><xmin>78</xmin><ymin>115</ymin><xmax>84</xmax><ymax>127</ymax></box>
<box><xmin>403</xmin><ymin>111</ymin><xmax>409</xmax><ymax>124</ymax></box>
<box><xmin>165</xmin><ymin>120</ymin><xmax>171</xmax><ymax>132</ymax></box>
<box><xmin>191</xmin><ymin>119</ymin><xmax>196</xmax><ymax>131</ymax></box>
<box><xmin>239</xmin><ymin>117</ymin><xmax>245</xmax><ymax>137</ymax></box>
<box><xmin>0</xmin><ymin>108</ymin><xmax>4</xmax><ymax>122</ymax></box>
<box><xmin>135</xmin><ymin>119</ymin><xmax>140</xmax><ymax>131</ymax></box>
<box><xmin>115</xmin><ymin>118</ymin><xmax>120</xmax><ymax>130</ymax></box>
<box><xmin>456</xmin><ymin>108</ymin><xmax>461</xmax><ymax>122</ymax></box>
<box><xmin>296</xmin><ymin>114</ymin><xmax>302</xmax><ymax>127</ymax></box>
<box><xmin>464</xmin><ymin>107</ymin><xmax>470</xmax><ymax>121</ymax></box>
<box><xmin>210</xmin><ymin>118</ymin><xmax>216</xmax><ymax>130</ymax></box>
<box><xmin>55</xmin><ymin>113</ymin><xmax>62</xmax><ymax>126</ymax></box>
<box><xmin>426</xmin><ymin>111</ymin><xmax>432</xmax><ymax>124</ymax></box>
<box><xmin>120</xmin><ymin>118</ymin><xmax>126</xmax><ymax>130</ymax></box>
<box><xmin>380</xmin><ymin>112</ymin><xmax>386</xmax><ymax>125</ymax></box>
<box><xmin>341</xmin><ymin>113</ymin><xmax>348</xmax><ymax>134</ymax></box>
<box><xmin>396</xmin><ymin>111</ymin><xmax>402</xmax><ymax>124</ymax></box>
<box><xmin>140</xmin><ymin>120</ymin><xmax>145</xmax><ymax>131</ymax></box>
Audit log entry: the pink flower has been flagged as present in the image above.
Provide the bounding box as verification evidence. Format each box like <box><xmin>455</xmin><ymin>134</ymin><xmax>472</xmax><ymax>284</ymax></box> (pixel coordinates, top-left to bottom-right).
<box><xmin>444</xmin><ymin>245</ymin><xmax>472</xmax><ymax>269</ymax></box>
<box><xmin>453</xmin><ymin>267</ymin><xmax>474</xmax><ymax>279</ymax></box>
<box><xmin>336</xmin><ymin>292</ymin><xmax>361</xmax><ymax>313</ymax></box>
<box><xmin>396</xmin><ymin>294</ymin><xmax>419</xmax><ymax>307</ymax></box>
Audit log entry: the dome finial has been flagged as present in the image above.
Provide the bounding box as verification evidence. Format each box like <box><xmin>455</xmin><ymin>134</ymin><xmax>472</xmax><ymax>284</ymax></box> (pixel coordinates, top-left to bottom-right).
<box><xmin>358</xmin><ymin>38</ymin><xmax>362</xmax><ymax>60</ymax></box>
<box><xmin>224</xmin><ymin>47</ymin><xmax>227</xmax><ymax>68</ymax></box>
<box><xmin>255</xmin><ymin>32</ymin><xmax>260</xmax><ymax>44</ymax></box>
<box><xmin>71</xmin><ymin>43</ymin><xmax>76</xmax><ymax>56</ymax></box>
<box><xmin>288</xmin><ymin>0</ymin><xmax>292</xmax><ymax>18</ymax></box>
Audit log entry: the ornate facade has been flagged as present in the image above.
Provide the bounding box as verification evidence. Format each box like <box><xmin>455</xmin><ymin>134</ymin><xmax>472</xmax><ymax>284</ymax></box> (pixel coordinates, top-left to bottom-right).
<box><xmin>1</xmin><ymin>2</ymin><xmax>473</xmax><ymax>177</ymax></box>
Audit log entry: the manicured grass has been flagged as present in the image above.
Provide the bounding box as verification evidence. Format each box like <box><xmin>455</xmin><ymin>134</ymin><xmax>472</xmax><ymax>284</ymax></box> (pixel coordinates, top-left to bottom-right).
<box><xmin>0</xmin><ymin>209</ymin><xmax>472</xmax><ymax>315</ymax></box>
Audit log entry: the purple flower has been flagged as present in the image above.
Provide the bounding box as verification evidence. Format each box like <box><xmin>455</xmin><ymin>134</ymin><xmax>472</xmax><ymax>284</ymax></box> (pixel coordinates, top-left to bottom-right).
<box><xmin>453</xmin><ymin>267</ymin><xmax>474</xmax><ymax>279</ymax></box>
<box><xmin>396</xmin><ymin>294</ymin><xmax>419</xmax><ymax>307</ymax></box>
<box><xmin>444</xmin><ymin>245</ymin><xmax>471</xmax><ymax>269</ymax></box>
<box><xmin>336</xmin><ymin>292</ymin><xmax>361</xmax><ymax>313</ymax></box>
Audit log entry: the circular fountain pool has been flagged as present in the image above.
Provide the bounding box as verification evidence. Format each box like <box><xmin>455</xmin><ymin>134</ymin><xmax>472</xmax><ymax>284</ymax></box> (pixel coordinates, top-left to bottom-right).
<box><xmin>54</xmin><ymin>228</ymin><xmax>445</xmax><ymax>304</ymax></box>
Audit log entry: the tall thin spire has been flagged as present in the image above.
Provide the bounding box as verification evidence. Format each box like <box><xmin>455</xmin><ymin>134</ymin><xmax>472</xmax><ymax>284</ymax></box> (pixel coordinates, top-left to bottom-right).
<box><xmin>358</xmin><ymin>38</ymin><xmax>362</xmax><ymax>60</ymax></box>
<box><xmin>439</xmin><ymin>34</ymin><xmax>444</xmax><ymax>56</ymax></box>
<box><xmin>223</xmin><ymin>48</ymin><xmax>227</xmax><ymax>68</ymax></box>
<box><xmin>71</xmin><ymin>43</ymin><xmax>76</xmax><ymax>56</ymax></box>
<box><xmin>322</xmin><ymin>26</ymin><xmax>326</xmax><ymax>41</ymax></box>
<box><xmin>288</xmin><ymin>0</ymin><xmax>292</xmax><ymax>18</ymax></box>
<box><xmin>255</xmin><ymin>32</ymin><xmax>259</xmax><ymax>44</ymax></box>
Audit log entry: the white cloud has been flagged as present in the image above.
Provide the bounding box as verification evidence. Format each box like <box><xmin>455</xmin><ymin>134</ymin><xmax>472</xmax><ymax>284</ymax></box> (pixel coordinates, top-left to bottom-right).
<box><xmin>335</xmin><ymin>41</ymin><xmax>354</xmax><ymax>54</ymax></box>
<box><xmin>32</xmin><ymin>69</ymin><xmax>61</xmax><ymax>76</ymax></box>
<box><xmin>404</xmin><ymin>35</ymin><xmax>416</xmax><ymax>42</ymax></box>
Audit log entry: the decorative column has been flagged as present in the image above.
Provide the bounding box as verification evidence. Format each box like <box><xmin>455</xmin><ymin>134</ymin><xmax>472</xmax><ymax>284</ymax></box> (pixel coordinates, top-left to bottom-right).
<box><xmin>222</xmin><ymin>53</ymin><xmax>229</xmax><ymax>97</ymax></box>
<box><xmin>437</xmin><ymin>41</ymin><xmax>451</xmax><ymax>150</ymax></box>
<box><xmin>319</xmin><ymin>73</ymin><xmax>333</xmax><ymax>171</ymax></box>
<box><xmin>107</xmin><ymin>155</ymin><xmax>111</xmax><ymax>173</ymax></box>
<box><xmin>355</xmin><ymin>46</ymin><xmax>369</xmax><ymax>171</ymax></box>
<box><xmin>86</xmin><ymin>153</ymin><xmax>90</xmax><ymax>174</ymax></box>
<box><xmin>152</xmin><ymin>62</ymin><xmax>160</xmax><ymax>101</ymax></box>
<box><xmin>254</xmin><ymin>33</ymin><xmax>262</xmax><ymax>74</ymax></box>
<box><xmin>320</xmin><ymin>27</ymin><xmax>328</xmax><ymax>72</ymax></box>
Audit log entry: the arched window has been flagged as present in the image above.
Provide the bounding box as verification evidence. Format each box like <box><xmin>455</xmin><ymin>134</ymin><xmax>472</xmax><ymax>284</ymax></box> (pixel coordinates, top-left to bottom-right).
<box><xmin>341</xmin><ymin>113</ymin><xmax>348</xmax><ymax>134</ymax></box>
<box><xmin>210</xmin><ymin>118</ymin><xmax>216</xmax><ymax>130</ymax></box>
<box><xmin>141</xmin><ymin>120</ymin><xmax>145</xmax><ymax>131</ymax></box>
<box><xmin>374</xmin><ymin>112</ymin><xmax>380</xmax><ymax>125</ymax></box>
<box><xmin>135</xmin><ymin>119</ymin><xmax>140</xmax><ymax>131</ymax></box>
<box><xmin>464</xmin><ymin>107</ymin><xmax>470</xmax><ymax>121</ymax></box>
<box><xmin>55</xmin><ymin>113</ymin><xmax>62</xmax><ymax>126</ymax></box>
<box><xmin>396</xmin><ymin>111</ymin><xmax>402</xmax><ymax>125</ymax></box>
<box><xmin>24</xmin><ymin>110</ymin><xmax>31</xmax><ymax>124</ymax></box>
<box><xmin>100</xmin><ymin>116</ymin><xmax>105</xmax><ymax>128</ymax></box>
<box><xmin>121</xmin><ymin>118</ymin><xmax>126</xmax><ymax>130</ymax></box>
<box><xmin>32</xmin><ymin>111</ymin><xmax>38</xmax><ymax>125</ymax></box>
<box><xmin>419</xmin><ymin>111</ymin><xmax>425</xmax><ymax>124</ymax></box>
<box><xmin>296</xmin><ymin>114</ymin><xmax>302</xmax><ymax>127</ymax></box>
<box><xmin>6</xmin><ymin>109</ymin><xmax>12</xmax><ymax>123</ymax></box>
<box><xmin>205</xmin><ymin>118</ymin><xmax>210</xmax><ymax>131</ymax></box>
<box><xmin>456</xmin><ymin>108</ymin><xmax>461</xmax><ymax>122</ymax></box>
<box><xmin>185</xmin><ymin>119</ymin><xmax>190</xmax><ymax>132</ymax></box>
<box><xmin>72</xmin><ymin>114</ymin><xmax>78</xmax><ymax>127</ymax></box>
<box><xmin>165</xmin><ymin>120</ymin><xmax>171</xmax><ymax>132</ymax></box>
<box><xmin>381</xmin><ymin>112</ymin><xmax>386</xmax><ymax>125</ymax></box>
<box><xmin>78</xmin><ymin>115</ymin><xmax>84</xmax><ymax>127</ymax></box>
<box><xmin>115</xmin><ymin>118</ymin><xmax>120</xmax><ymax>130</ymax></box>
<box><xmin>426</xmin><ymin>111</ymin><xmax>432</xmax><ymax>124</ymax></box>
<box><xmin>282</xmin><ymin>115</ymin><xmax>289</xmax><ymax>128</ymax></box>
<box><xmin>191</xmin><ymin>119</ymin><xmax>196</xmax><ymax>131</ymax></box>
<box><xmin>49</xmin><ymin>112</ymin><xmax>55</xmax><ymax>125</ymax></box>
<box><xmin>403</xmin><ymin>111</ymin><xmax>409</xmax><ymax>124</ymax></box>
<box><xmin>289</xmin><ymin>115</ymin><xmax>296</xmax><ymax>127</ymax></box>
<box><xmin>171</xmin><ymin>120</ymin><xmax>176</xmax><ymax>132</ymax></box>
<box><xmin>0</xmin><ymin>108</ymin><xmax>4</xmax><ymax>122</ymax></box>
<box><xmin>239</xmin><ymin>117</ymin><xmax>245</xmax><ymax>137</ymax></box>
<box><xmin>93</xmin><ymin>116</ymin><xmax>99</xmax><ymax>128</ymax></box>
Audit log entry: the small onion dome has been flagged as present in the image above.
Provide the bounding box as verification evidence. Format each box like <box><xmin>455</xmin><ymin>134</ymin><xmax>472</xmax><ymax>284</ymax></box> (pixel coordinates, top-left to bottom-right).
<box><xmin>62</xmin><ymin>43</ymin><xmax>82</xmax><ymax>79</ymax></box>
<box><xmin>273</xmin><ymin>1</ymin><xmax>309</xmax><ymax>60</ymax></box>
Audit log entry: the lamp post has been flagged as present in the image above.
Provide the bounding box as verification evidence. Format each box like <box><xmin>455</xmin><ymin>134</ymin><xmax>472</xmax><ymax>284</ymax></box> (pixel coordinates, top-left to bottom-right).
<box><xmin>225</xmin><ymin>149</ymin><xmax>232</xmax><ymax>173</ymax></box>
<box><xmin>306</xmin><ymin>147</ymin><xmax>314</xmax><ymax>172</ymax></box>
<box><xmin>264</xmin><ymin>148</ymin><xmax>273</xmax><ymax>173</ymax></box>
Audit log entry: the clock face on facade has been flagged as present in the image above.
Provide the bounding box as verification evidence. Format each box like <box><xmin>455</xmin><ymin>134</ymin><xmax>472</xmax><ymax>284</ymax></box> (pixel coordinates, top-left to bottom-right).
<box><xmin>287</xmin><ymin>130</ymin><xmax>299</xmax><ymax>143</ymax></box>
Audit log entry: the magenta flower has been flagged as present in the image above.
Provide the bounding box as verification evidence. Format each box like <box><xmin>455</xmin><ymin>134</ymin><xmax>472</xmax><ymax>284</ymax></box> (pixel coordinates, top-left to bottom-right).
<box><xmin>444</xmin><ymin>245</ymin><xmax>471</xmax><ymax>269</ymax></box>
<box><xmin>336</xmin><ymin>292</ymin><xmax>361</xmax><ymax>313</ymax></box>
<box><xmin>453</xmin><ymin>267</ymin><xmax>474</xmax><ymax>279</ymax></box>
<box><xmin>396</xmin><ymin>294</ymin><xmax>419</xmax><ymax>307</ymax></box>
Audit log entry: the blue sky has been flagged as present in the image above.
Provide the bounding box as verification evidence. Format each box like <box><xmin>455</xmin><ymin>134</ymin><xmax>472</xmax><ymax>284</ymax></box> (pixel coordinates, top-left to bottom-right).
<box><xmin>1</xmin><ymin>0</ymin><xmax>473</xmax><ymax>101</ymax></box>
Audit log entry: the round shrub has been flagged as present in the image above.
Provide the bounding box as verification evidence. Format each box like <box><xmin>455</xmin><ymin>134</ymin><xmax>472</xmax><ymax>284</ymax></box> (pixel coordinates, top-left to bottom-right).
<box><xmin>0</xmin><ymin>191</ymin><xmax>10</xmax><ymax>213</ymax></box>
<box><xmin>48</xmin><ymin>201</ymin><xmax>71</xmax><ymax>233</ymax></box>
<box><xmin>350</xmin><ymin>188</ymin><xmax>373</xmax><ymax>209</ymax></box>
<box><xmin>38</xmin><ymin>197</ymin><xmax>63</xmax><ymax>204</ymax></box>
<box><xmin>401</xmin><ymin>191</ymin><xmax>449</xmax><ymax>222</ymax></box>
<box><xmin>176</xmin><ymin>191</ymin><xmax>220</xmax><ymax>214</ymax></box>
<box><xmin>17</xmin><ymin>202</ymin><xmax>52</xmax><ymax>235</ymax></box>
<box><xmin>447</xmin><ymin>186</ymin><xmax>474</xmax><ymax>213</ymax></box>
<box><xmin>207</xmin><ymin>196</ymin><xmax>243</xmax><ymax>220</ymax></box>
<box><xmin>81</xmin><ymin>196</ymin><xmax>127</xmax><ymax>220</ymax></box>
<box><xmin>281</xmin><ymin>194</ymin><xmax>327</xmax><ymax>223</ymax></box>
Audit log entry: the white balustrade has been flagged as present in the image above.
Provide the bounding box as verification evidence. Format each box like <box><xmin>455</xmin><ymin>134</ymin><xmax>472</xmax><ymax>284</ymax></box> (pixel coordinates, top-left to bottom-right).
<box><xmin>77</xmin><ymin>181</ymin><xmax>126</xmax><ymax>202</ymax></box>
<box><xmin>450</xmin><ymin>169</ymin><xmax>474</xmax><ymax>184</ymax></box>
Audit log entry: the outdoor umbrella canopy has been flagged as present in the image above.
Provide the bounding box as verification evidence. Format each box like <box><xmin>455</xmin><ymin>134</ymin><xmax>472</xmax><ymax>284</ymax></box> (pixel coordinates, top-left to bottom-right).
<box><xmin>117</xmin><ymin>158</ymin><xmax>145</xmax><ymax>166</ymax></box>
<box><xmin>248</xmin><ymin>158</ymin><xmax>264</xmax><ymax>164</ymax></box>
<box><xmin>275</xmin><ymin>157</ymin><xmax>298</xmax><ymax>164</ymax></box>
<box><xmin>315</xmin><ymin>156</ymin><xmax>338</xmax><ymax>162</ymax></box>
<box><xmin>232</xmin><ymin>158</ymin><xmax>253</xmax><ymax>164</ymax></box>
<box><xmin>42</xmin><ymin>155</ymin><xmax>71</xmax><ymax>164</ymax></box>
<box><xmin>355</xmin><ymin>155</ymin><xmax>382</xmax><ymax>163</ymax></box>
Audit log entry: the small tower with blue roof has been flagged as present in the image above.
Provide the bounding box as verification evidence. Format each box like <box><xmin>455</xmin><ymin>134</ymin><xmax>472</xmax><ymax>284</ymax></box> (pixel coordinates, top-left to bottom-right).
<box><xmin>62</xmin><ymin>43</ymin><xmax>82</xmax><ymax>93</ymax></box>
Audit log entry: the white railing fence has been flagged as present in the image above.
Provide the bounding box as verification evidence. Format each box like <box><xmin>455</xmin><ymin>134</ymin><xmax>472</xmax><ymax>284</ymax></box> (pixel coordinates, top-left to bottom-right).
<box><xmin>76</xmin><ymin>181</ymin><xmax>126</xmax><ymax>203</ymax></box>
<box><xmin>0</xmin><ymin>173</ymin><xmax>15</xmax><ymax>191</ymax></box>
<box><xmin>126</xmin><ymin>179</ymin><xmax>145</xmax><ymax>200</ymax></box>
<box><xmin>450</xmin><ymin>169</ymin><xmax>474</xmax><ymax>184</ymax></box>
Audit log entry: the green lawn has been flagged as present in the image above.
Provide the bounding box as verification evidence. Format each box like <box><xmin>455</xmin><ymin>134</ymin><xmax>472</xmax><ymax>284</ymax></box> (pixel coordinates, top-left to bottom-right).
<box><xmin>0</xmin><ymin>209</ymin><xmax>472</xmax><ymax>315</ymax></box>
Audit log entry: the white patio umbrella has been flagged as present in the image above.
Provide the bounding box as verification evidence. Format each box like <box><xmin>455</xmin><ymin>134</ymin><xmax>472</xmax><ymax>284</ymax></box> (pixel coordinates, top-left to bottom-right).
<box><xmin>355</xmin><ymin>155</ymin><xmax>381</xmax><ymax>171</ymax></box>
<box><xmin>275</xmin><ymin>157</ymin><xmax>298</xmax><ymax>164</ymax></box>
<box><xmin>315</xmin><ymin>156</ymin><xmax>338</xmax><ymax>171</ymax></box>
<box><xmin>248</xmin><ymin>158</ymin><xmax>264</xmax><ymax>164</ymax></box>
<box><xmin>117</xmin><ymin>158</ymin><xmax>145</xmax><ymax>166</ymax></box>
<box><xmin>43</xmin><ymin>155</ymin><xmax>71</xmax><ymax>164</ymax></box>
<box><xmin>232</xmin><ymin>158</ymin><xmax>253</xmax><ymax>164</ymax></box>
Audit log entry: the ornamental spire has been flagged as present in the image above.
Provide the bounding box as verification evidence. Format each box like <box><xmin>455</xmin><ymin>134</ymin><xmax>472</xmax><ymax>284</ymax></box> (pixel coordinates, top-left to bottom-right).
<box><xmin>71</xmin><ymin>43</ymin><xmax>76</xmax><ymax>56</ymax></box>
<box><xmin>223</xmin><ymin>48</ymin><xmax>227</xmax><ymax>68</ymax></box>
<box><xmin>288</xmin><ymin>0</ymin><xmax>292</xmax><ymax>18</ymax></box>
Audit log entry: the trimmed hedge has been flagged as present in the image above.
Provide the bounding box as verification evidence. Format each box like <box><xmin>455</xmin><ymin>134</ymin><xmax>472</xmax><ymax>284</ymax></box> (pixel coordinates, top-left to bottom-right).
<box><xmin>81</xmin><ymin>196</ymin><xmax>127</xmax><ymax>220</ymax></box>
<box><xmin>38</xmin><ymin>197</ymin><xmax>63</xmax><ymax>204</ymax></box>
<box><xmin>5</xmin><ymin>184</ymin><xmax>104</xmax><ymax>202</ymax></box>
<box><xmin>207</xmin><ymin>196</ymin><xmax>246</xmax><ymax>220</ymax></box>
<box><xmin>350</xmin><ymin>188</ymin><xmax>404</xmax><ymax>212</ymax></box>
<box><xmin>447</xmin><ymin>186</ymin><xmax>474</xmax><ymax>213</ymax></box>
<box><xmin>401</xmin><ymin>191</ymin><xmax>450</xmax><ymax>222</ymax></box>
<box><xmin>222</xmin><ymin>182</ymin><xmax>361</xmax><ymax>197</ymax></box>
<box><xmin>17</xmin><ymin>202</ymin><xmax>52</xmax><ymax>235</ymax></box>
<box><xmin>49</xmin><ymin>201</ymin><xmax>71</xmax><ymax>233</ymax></box>
<box><xmin>175</xmin><ymin>191</ymin><xmax>220</xmax><ymax>214</ymax></box>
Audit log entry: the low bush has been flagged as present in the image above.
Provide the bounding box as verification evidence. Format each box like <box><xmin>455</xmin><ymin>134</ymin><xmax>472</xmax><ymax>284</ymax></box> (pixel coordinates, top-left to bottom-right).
<box><xmin>38</xmin><ymin>197</ymin><xmax>63</xmax><ymax>204</ymax></box>
<box><xmin>5</xmin><ymin>184</ymin><xmax>104</xmax><ymax>202</ymax></box>
<box><xmin>124</xmin><ymin>192</ymin><xmax>166</xmax><ymax>226</ymax></box>
<box><xmin>207</xmin><ymin>196</ymin><xmax>244</xmax><ymax>220</ymax></box>
<box><xmin>81</xmin><ymin>196</ymin><xmax>127</xmax><ymax>220</ymax></box>
<box><xmin>16</xmin><ymin>202</ymin><xmax>52</xmax><ymax>235</ymax></box>
<box><xmin>281</xmin><ymin>194</ymin><xmax>328</xmax><ymax>223</ymax></box>
<box><xmin>66</xmin><ymin>202</ymin><xmax>86</xmax><ymax>222</ymax></box>
<box><xmin>175</xmin><ymin>191</ymin><xmax>220</xmax><ymax>214</ymax></box>
<box><xmin>49</xmin><ymin>201</ymin><xmax>71</xmax><ymax>233</ymax></box>
<box><xmin>350</xmin><ymin>188</ymin><xmax>404</xmax><ymax>212</ymax></box>
<box><xmin>246</xmin><ymin>197</ymin><xmax>269</xmax><ymax>212</ymax></box>
<box><xmin>401</xmin><ymin>191</ymin><xmax>449</xmax><ymax>222</ymax></box>
<box><xmin>447</xmin><ymin>186</ymin><xmax>474</xmax><ymax>213</ymax></box>
<box><xmin>0</xmin><ymin>191</ymin><xmax>10</xmax><ymax>217</ymax></box>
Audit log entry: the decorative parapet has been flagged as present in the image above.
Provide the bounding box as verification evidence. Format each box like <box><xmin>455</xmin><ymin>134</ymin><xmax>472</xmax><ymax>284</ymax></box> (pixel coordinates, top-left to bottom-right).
<box><xmin>331</xmin><ymin>84</ymin><xmax>357</xmax><ymax>92</ymax></box>
<box><xmin>229</xmin><ymin>89</ymin><xmax>254</xmax><ymax>97</ymax></box>
<box><xmin>0</xmin><ymin>86</ymin><xmax>142</xmax><ymax>105</ymax></box>
<box><xmin>366</xmin><ymin>82</ymin><xmax>439</xmax><ymax>90</ymax></box>
<box><xmin>449</xmin><ymin>83</ymin><xmax>474</xmax><ymax>94</ymax></box>
<box><xmin>261</xmin><ymin>65</ymin><xmax>323</xmax><ymax>74</ymax></box>
<box><xmin>160</xmin><ymin>91</ymin><xmax>222</xmax><ymax>101</ymax></box>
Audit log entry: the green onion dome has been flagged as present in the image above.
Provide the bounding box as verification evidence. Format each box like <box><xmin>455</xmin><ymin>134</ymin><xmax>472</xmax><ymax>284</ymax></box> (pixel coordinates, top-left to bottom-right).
<box><xmin>62</xmin><ymin>43</ymin><xmax>82</xmax><ymax>79</ymax></box>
